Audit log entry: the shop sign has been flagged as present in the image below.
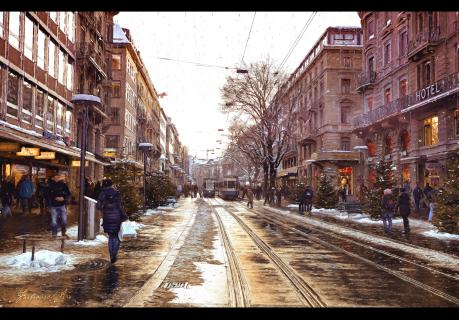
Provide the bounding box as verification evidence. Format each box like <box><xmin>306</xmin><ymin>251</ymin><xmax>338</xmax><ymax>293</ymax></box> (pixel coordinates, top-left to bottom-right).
<box><xmin>103</xmin><ymin>148</ymin><xmax>117</xmax><ymax>157</ymax></box>
<box><xmin>16</xmin><ymin>147</ymin><xmax>40</xmax><ymax>156</ymax></box>
<box><xmin>71</xmin><ymin>160</ymin><xmax>89</xmax><ymax>167</ymax></box>
<box><xmin>0</xmin><ymin>142</ymin><xmax>21</xmax><ymax>152</ymax></box>
<box><xmin>34</xmin><ymin>152</ymin><xmax>56</xmax><ymax>160</ymax></box>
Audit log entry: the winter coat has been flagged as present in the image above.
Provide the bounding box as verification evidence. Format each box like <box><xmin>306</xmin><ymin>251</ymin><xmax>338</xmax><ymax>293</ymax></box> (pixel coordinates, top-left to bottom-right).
<box><xmin>47</xmin><ymin>181</ymin><xmax>71</xmax><ymax>207</ymax></box>
<box><xmin>304</xmin><ymin>188</ymin><xmax>314</xmax><ymax>202</ymax></box>
<box><xmin>97</xmin><ymin>187</ymin><xmax>128</xmax><ymax>234</ymax></box>
<box><xmin>17</xmin><ymin>179</ymin><xmax>35</xmax><ymax>199</ymax></box>
<box><xmin>381</xmin><ymin>194</ymin><xmax>396</xmax><ymax>214</ymax></box>
<box><xmin>397</xmin><ymin>192</ymin><xmax>411</xmax><ymax>216</ymax></box>
<box><xmin>247</xmin><ymin>188</ymin><xmax>254</xmax><ymax>202</ymax></box>
<box><xmin>1</xmin><ymin>181</ymin><xmax>15</xmax><ymax>206</ymax></box>
<box><xmin>412</xmin><ymin>187</ymin><xmax>423</xmax><ymax>201</ymax></box>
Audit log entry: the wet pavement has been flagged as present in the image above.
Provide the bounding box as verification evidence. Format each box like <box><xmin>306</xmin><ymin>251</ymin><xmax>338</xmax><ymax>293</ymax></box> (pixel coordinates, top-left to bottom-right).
<box><xmin>0</xmin><ymin>197</ymin><xmax>458</xmax><ymax>307</ymax></box>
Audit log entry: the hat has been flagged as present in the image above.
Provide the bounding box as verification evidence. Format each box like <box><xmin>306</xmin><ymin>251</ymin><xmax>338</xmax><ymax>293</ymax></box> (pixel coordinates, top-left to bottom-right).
<box><xmin>383</xmin><ymin>188</ymin><xmax>392</xmax><ymax>195</ymax></box>
<box><xmin>102</xmin><ymin>178</ymin><xmax>113</xmax><ymax>187</ymax></box>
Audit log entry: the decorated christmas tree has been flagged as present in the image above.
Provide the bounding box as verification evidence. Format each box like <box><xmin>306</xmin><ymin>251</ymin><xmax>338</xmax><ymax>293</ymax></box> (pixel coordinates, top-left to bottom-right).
<box><xmin>363</xmin><ymin>157</ymin><xmax>397</xmax><ymax>220</ymax></box>
<box><xmin>432</xmin><ymin>149</ymin><xmax>459</xmax><ymax>234</ymax></box>
<box><xmin>105</xmin><ymin>162</ymin><xmax>143</xmax><ymax>217</ymax></box>
<box><xmin>146</xmin><ymin>173</ymin><xmax>177</xmax><ymax>208</ymax></box>
<box><xmin>315</xmin><ymin>174</ymin><xmax>338</xmax><ymax>209</ymax></box>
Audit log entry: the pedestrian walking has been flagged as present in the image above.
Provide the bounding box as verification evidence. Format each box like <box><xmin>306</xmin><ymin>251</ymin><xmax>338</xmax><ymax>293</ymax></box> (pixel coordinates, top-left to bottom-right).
<box><xmin>297</xmin><ymin>183</ymin><xmax>305</xmax><ymax>213</ymax></box>
<box><xmin>304</xmin><ymin>185</ymin><xmax>314</xmax><ymax>214</ymax></box>
<box><xmin>247</xmin><ymin>187</ymin><xmax>254</xmax><ymax>209</ymax></box>
<box><xmin>276</xmin><ymin>187</ymin><xmax>283</xmax><ymax>207</ymax></box>
<box><xmin>397</xmin><ymin>187</ymin><xmax>411</xmax><ymax>234</ymax></box>
<box><xmin>263</xmin><ymin>187</ymin><xmax>271</xmax><ymax>206</ymax></box>
<box><xmin>381</xmin><ymin>188</ymin><xmax>396</xmax><ymax>235</ymax></box>
<box><xmin>17</xmin><ymin>175</ymin><xmax>35</xmax><ymax>216</ymax></box>
<box><xmin>47</xmin><ymin>173</ymin><xmax>71</xmax><ymax>237</ymax></box>
<box><xmin>255</xmin><ymin>185</ymin><xmax>262</xmax><ymax>200</ymax></box>
<box><xmin>427</xmin><ymin>193</ymin><xmax>436</xmax><ymax>222</ymax></box>
<box><xmin>412</xmin><ymin>183</ymin><xmax>423</xmax><ymax>213</ymax></box>
<box><xmin>97</xmin><ymin>178</ymin><xmax>128</xmax><ymax>264</ymax></box>
<box><xmin>1</xmin><ymin>177</ymin><xmax>15</xmax><ymax>218</ymax></box>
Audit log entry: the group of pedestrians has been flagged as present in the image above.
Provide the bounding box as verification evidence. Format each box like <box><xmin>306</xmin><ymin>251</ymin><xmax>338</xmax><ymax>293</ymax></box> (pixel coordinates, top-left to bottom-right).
<box><xmin>262</xmin><ymin>186</ymin><xmax>284</xmax><ymax>207</ymax></box>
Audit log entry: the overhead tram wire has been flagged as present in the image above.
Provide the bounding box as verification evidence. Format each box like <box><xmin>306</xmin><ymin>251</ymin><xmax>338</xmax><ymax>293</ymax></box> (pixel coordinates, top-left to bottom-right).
<box><xmin>241</xmin><ymin>12</ymin><xmax>257</xmax><ymax>63</ymax></box>
<box><xmin>278</xmin><ymin>12</ymin><xmax>318</xmax><ymax>72</ymax></box>
<box><xmin>156</xmin><ymin>57</ymin><xmax>247</xmax><ymax>73</ymax></box>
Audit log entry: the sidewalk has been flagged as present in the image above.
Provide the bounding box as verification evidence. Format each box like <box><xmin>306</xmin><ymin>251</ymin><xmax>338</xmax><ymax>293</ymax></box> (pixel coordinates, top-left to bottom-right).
<box><xmin>252</xmin><ymin>198</ymin><xmax>459</xmax><ymax>258</ymax></box>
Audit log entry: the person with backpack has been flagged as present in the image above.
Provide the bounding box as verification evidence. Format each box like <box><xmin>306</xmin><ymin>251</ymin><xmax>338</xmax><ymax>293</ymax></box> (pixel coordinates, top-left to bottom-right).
<box><xmin>17</xmin><ymin>175</ymin><xmax>35</xmax><ymax>216</ymax></box>
<box><xmin>1</xmin><ymin>176</ymin><xmax>15</xmax><ymax>218</ymax></box>
<box><xmin>304</xmin><ymin>185</ymin><xmax>314</xmax><ymax>214</ymax></box>
<box><xmin>397</xmin><ymin>187</ymin><xmax>411</xmax><ymax>234</ymax></box>
<box><xmin>47</xmin><ymin>173</ymin><xmax>71</xmax><ymax>237</ymax></box>
<box><xmin>97</xmin><ymin>178</ymin><xmax>128</xmax><ymax>264</ymax></box>
<box><xmin>381</xmin><ymin>188</ymin><xmax>396</xmax><ymax>235</ymax></box>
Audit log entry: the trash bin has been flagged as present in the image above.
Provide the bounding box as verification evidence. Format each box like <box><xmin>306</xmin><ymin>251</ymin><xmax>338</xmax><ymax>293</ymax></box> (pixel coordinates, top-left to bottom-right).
<box><xmin>84</xmin><ymin>196</ymin><xmax>99</xmax><ymax>240</ymax></box>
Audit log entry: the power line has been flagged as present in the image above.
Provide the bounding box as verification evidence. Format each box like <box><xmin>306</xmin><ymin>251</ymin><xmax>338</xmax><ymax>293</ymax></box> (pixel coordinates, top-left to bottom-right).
<box><xmin>156</xmin><ymin>57</ymin><xmax>233</xmax><ymax>70</ymax></box>
<box><xmin>278</xmin><ymin>12</ymin><xmax>318</xmax><ymax>72</ymax></box>
<box><xmin>241</xmin><ymin>12</ymin><xmax>257</xmax><ymax>63</ymax></box>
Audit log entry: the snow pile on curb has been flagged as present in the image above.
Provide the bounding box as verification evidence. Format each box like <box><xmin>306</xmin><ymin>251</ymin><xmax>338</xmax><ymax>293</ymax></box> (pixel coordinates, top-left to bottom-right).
<box><xmin>73</xmin><ymin>235</ymin><xmax>108</xmax><ymax>246</ymax></box>
<box><xmin>0</xmin><ymin>250</ymin><xmax>75</xmax><ymax>272</ymax></box>
<box><xmin>144</xmin><ymin>209</ymin><xmax>164</xmax><ymax>216</ymax></box>
<box><xmin>422</xmin><ymin>229</ymin><xmax>459</xmax><ymax>240</ymax></box>
<box><xmin>287</xmin><ymin>204</ymin><xmax>299</xmax><ymax>208</ymax></box>
<box><xmin>157</xmin><ymin>205</ymin><xmax>178</xmax><ymax>210</ymax></box>
<box><xmin>310</xmin><ymin>208</ymin><xmax>403</xmax><ymax>225</ymax></box>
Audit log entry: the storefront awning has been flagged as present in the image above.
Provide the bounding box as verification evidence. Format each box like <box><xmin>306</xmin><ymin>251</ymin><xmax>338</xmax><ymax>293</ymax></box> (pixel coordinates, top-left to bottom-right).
<box><xmin>277</xmin><ymin>166</ymin><xmax>298</xmax><ymax>178</ymax></box>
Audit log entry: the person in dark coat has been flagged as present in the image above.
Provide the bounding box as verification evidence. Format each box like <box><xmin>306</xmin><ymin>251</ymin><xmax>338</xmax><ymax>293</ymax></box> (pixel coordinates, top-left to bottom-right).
<box><xmin>93</xmin><ymin>180</ymin><xmax>102</xmax><ymax>200</ymax></box>
<box><xmin>412</xmin><ymin>183</ymin><xmax>423</xmax><ymax>213</ymax></box>
<box><xmin>381</xmin><ymin>188</ymin><xmax>396</xmax><ymax>235</ymax></box>
<box><xmin>1</xmin><ymin>176</ymin><xmax>15</xmax><ymax>218</ymax></box>
<box><xmin>97</xmin><ymin>178</ymin><xmax>128</xmax><ymax>264</ymax></box>
<box><xmin>397</xmin><ymin>187</ymin><xmax>411</xmax><ymax>233</ymax></box>
<box><xmin>276</xmin><ymin>187</ymin><xmax>283</xmax><ymax>207</ymax></box>
<box><xmin>47</xmin><ymin>173</ymin><xmax>71</xmax><ymax>236</ymax></box>
<box><xmin>304</xmin><ymin>185</ymin><xmax>314</xmax><ymax>213</ymax></box>
<box><xmin>297</xmin><ymin>183</ymin><xmax>306</xmax><ymax>213</ymax></box>
<box><xmin>17</xmin><ymin>175</ymin><xmax>35</xmax><ymax>215</ymax></box>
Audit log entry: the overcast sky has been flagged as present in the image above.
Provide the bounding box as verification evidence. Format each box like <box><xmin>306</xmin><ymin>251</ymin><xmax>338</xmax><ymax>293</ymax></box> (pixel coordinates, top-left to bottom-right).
<box><xmin>115</xmin><ymin>12</ymin><xmax>360</xmax><ymax>160</ymax></box>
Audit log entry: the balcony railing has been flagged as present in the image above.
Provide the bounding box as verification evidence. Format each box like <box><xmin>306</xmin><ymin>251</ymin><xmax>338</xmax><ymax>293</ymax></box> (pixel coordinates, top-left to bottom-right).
<box><xmin>352</xmin><ymin>95</ymin><xmax>408</xmax><ymax>129</ymax></box>
<box><xmin>77</xmin><ymin>42</ymin><xmax>107</xmax><ymax>77</ymax></box>
<box><xmin>357</xmin><ymin>71</ymin><xmax>376</xmax><ymax>91</ymax></box>
<box><xmin>407</xmin><ymin>27</ymin><xmax>442</xmax><ymax>59</ymax></box>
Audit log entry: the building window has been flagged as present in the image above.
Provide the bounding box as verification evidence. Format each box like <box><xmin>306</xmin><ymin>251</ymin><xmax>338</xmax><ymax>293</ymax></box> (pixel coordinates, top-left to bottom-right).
<box><xmin>424</xmin><ymin>116</ymin><xmax>439</xmax><ymax>146</ymax></box>
<box><xmin>399</xmin><ymin>79</ymin><xmax>407</xmax><ymax>97</ymax></box>
<box><xmin>367</xmin><ymin>18</ymin><xmax>375</xmax><ymax>40</ymax></box>
<box><xmin>112</xmin><ymin>54</ymin><xmax>121</xmax><ymax>70</ymax></box>
<box><xmin>384</xmin><ymin>41</ymin><xmax>391</xmax><ymax>66</ymax></box>
<box><xmin>35</xmin><ymin>89</ymin><xmax>45</xmax><ymax>128</ymax></box>
<box><xmin>22</xmin><ymin>81</ymin><xmax>33</xmax><ymax>123</ymax></box>
<box><xmin>56</xmin><ymin>102</ymin><xmax>64</xmax><ymax>136</ymax></box>
<box><xmin>340</xmin><ymin>137</ymin><xmax>351</xmax><ymax>151</ymax></box>
<box><xmin>58</xmin><ymin>49</ymin><xmax>66</xmax><ymax>85</ymax></box>
<box><xmin>65</xmin><ymin>109</ymin><xmax>72</xmax><ymax>134</ymax></box>
<box><xmin>7</xmin><ymin>72</ymin><xmax>19</xmax><ymax>118</ymax></box>
<box><xmin>67</xmin><ymin>12</ymin><xmax>75</xmax><ymax>42</ymax></box>
<box><xmin>400</xmin><ymin>130</ymin><xmax>410</xmax><ymax>151</ymax></box>
<box><xmin>49</xmin><ymin>12</ymin><xmax>57</xmax><ymax>23</ymax></box>
<box><xmin>399</xmin><ymin>30</ymin><xmax>408</xmax><ymax>57</ymax></box>
<box><xmin>48</xmin><ymin>40</ymin><xmax>56</xmax><ymax>78</ymax></box>
<box><xmin>24</xmin><ymin>16</ymin><xmax>34</xmax><ymax>60</ymax></box>
<box><xmin>0</xmin><ymin>12</ymin><xmax>4</xmax><ymax>38</ymax></box>
<box><xmin>67</xmin><ymin>60</ymin><xmax>73</xmax><ymax>91</ymax></box>
<box><xmin>366</xmin><ymin>140</ymin><xmax>376</xmax><ymax>157</ymax></box>
<box><xmin>421</xmin><ymin>60</ymin><xmax>432</xmax><ymax>87</ymax></box>
<box><xmin>343</xmin><ymin>56</ymin><xmax>351</xmax><ymax>67</ymax></box>
<box><xmin>341</xmin><ymin>79</ymin><xmax>351</xmax><ymax>94</ymax></box>
<box><xmin>112</xmin><ymin>81</ymin><xmax>121</xmax><ymax>98</ymax></box>
<box><xmin>37</xmin><ymin>29</ymin><xmax>46</xmax><ymax>70</ymax></box>
<box><xmin>59</xmin><ymin>11</ymin><xmax>66</xmax><ymax>33</ymax></box>
<box><xmin>341</xmin><ymin>106</ymin><xmax>350</xmax><ymax>124</ymax></box>
<box><xmin>384</xmin><ymin>135</ymin><xmax>393</xmax><ymax>154</ymax></box>
<box><xmin>110</xmin><ymin>107</ymin><xmax>120</xmax><ymax>125</ymax></box>
<box><xmin>367</xmin><ymin>96</ymin><xmax>373</xmax><ymax>111</ymax></box>
<box><xmin>455</xmin><ymin>110</ymin><xmax>459</xmax><ymax>137</ymax></box>
<box><xmin>320</xmin><ymin>81</ymin><xmax>324</xmax><ymax>95</ymax></box>
<box><xmin>384</xmin><ymin>88</ymin><xmax>392</xmax><ymax>104</ymax></box>
<box><xmin>8</xmin><ymin>12</ymin><xmax>21</xmax><ymax>50</ymax></box>
<box><xmin>46</xmin><ymin>96</ymin><xmax>55</xmax><ymax>132</ymax></box>
<box><xmin>106</xmin><ymin>135</ymin><xmax>120</xmax><ymax>148</ymax></box>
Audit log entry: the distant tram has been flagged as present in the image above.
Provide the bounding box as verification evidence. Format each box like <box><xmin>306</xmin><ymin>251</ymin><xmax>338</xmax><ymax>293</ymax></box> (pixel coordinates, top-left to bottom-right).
<box><xmin>203</xmin><ymin>178</ymin><xmax>216</xmax><ymax>197</ymax></box>
<box><xmin>216</xmin><ymin>176</ymin><xmax>239</xmax><ymax>200</ymax></box>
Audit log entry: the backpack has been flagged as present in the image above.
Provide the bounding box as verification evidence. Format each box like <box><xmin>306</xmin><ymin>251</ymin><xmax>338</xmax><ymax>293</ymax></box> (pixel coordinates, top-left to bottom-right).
<box><xmin>305</xmin><ymin>190</ymin><xmax>313</xmax><ymax>198</ymax></box>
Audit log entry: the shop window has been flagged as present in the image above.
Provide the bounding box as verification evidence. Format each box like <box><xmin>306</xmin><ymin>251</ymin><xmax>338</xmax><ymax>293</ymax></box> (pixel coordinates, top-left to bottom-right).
<box><xmin>46</xmin><ymin>96</ymin><xmax>55</xmax><ymax>132</ymax></box>
<box><xmin>0</xmin><ymin>12</ymin><xmax>4</xmax><ymax>38</ymax></box>
<box><xmin>22</xmin><ymin>81</ymin><xmax>33</xmax><ymax>123</ymax></box>
<box><xmin>24</xmin><ymin>16</ymin><xmax>34</xmax><ymax>60</ymax></box>
<box><xmin>400</xmin><ymin>130</ymin><xmax>410</xmax><ymax>151</ymax></box>
<box><xmin>424</xmin><ymin>116</ymin><xmax>439</xmax><ymax>145</ymax></box>
<box><xmin>112</xmin><ymin>81</ymin><xmax>121</xmax><ymax>98</ymax></box>
<box><xmin>112</xmin><ymin>54</ymin><xmax>121</xmax><ymax>70</ymax></box>
<box><xmin>7</xmin><ymin>72</ymin><xmax>19</xmax><ymax>118</ymax></box>
<box><xmin>37</xmin><ymin>29</ymin><xmax>46</xmax><ymax>70</ymax></box>
<box><xmin>35</xmin><ymin>89</ymin><xmax>45</xmax><ymax>128</ymax></box>
<box><xmin>341</xmin><ymin>79</ymin><xmax>351</xmax><ymax>94</ymax></box>
<box><xmin>8</xmin><ymin>12</ymin><xmax>21</xmax><ymax>50</ymax></box>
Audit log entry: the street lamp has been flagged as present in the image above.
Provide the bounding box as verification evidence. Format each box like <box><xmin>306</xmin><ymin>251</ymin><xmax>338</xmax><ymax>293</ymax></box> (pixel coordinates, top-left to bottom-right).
<box><xmin>71</xmin><ymin>94</ymin><xmax>102</xmax><ymax>242</ymax></box>
<box><xmin>139</xmin><ymin>142</ymin><xmax>154</xmax><ymax>213</ymax></box>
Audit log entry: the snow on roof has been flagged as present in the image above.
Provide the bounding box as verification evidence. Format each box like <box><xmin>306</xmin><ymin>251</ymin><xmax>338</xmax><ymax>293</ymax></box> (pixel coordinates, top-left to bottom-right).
<box><xmin>0</xmin><ymin>120</ymin><xmax>43</xmax><ymax>138</ymax></box>
<box><xmin>113</xmin><ymin>23</ymin><xmax>130</xmax><ymax>44</ymax></box>
<box><xmin>71</xmin><ymin>94</ymin><xmax>101</xmax><ymax>104</ymax></box>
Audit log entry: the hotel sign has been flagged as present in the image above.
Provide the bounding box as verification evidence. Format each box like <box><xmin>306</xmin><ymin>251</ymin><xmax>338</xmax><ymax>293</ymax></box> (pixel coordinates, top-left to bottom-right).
<box><xmin>415</xmin><ymin>72</ymin><xmax>459</xmax><ymax>103</ymax></box>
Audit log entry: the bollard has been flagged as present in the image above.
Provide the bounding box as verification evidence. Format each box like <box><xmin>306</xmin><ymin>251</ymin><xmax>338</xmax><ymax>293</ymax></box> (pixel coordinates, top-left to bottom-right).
<box><xmin>84</xmin><ymin>196</ymin><xmax>99</xmax><ymax>240</ymax></box>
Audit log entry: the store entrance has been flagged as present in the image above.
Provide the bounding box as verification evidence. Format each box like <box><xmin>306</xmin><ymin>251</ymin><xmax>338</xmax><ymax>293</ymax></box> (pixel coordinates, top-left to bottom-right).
<box><xmin>338</xmin><ymin>166</ymin><xmax>353</xmax><ymax>196</ymax></box>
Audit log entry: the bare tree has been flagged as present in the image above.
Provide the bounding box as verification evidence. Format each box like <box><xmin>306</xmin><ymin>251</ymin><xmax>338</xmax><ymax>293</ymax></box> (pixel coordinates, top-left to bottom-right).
<box><xmin>221</xmin><ymin>58</ymin><xmax>296</xmax><ymax>190</ymax></box>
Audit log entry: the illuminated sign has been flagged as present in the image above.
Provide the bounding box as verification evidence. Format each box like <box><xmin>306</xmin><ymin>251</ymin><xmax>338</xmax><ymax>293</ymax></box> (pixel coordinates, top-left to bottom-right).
<box><xmin>0</xmin><ymin>142</ymin><xmax>21</xmax><ymax>152</ymax></box>
<box><xmin>16</xmin><ymin>147</ymin><xmax>40</xmax><ymax>156</ymax></box>
<box><xmin>71</xmin><ymin>160</ymin><xmax>89</xmax><ymax>167</ymax></box>
<box><xmin>34</xmin><ymin>152</ymin><xmax>56</xmax><ymax>160</ymax></box>
<box><xmin>103</xmin><ymin>148</ymin><xmax>117</xmax><ymax>157</ymax></box>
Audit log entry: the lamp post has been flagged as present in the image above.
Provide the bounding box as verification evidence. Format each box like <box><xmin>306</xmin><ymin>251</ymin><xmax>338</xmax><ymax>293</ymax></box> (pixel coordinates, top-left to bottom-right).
<box><xmin>139</xmin><ymin>142</ymin><xmax>154</xmax><ymax>213</ymax></box>
<box><xmin>71</xmin><ymin>94</ymin><xmax>101</xmax><ymax>242</ymax></box>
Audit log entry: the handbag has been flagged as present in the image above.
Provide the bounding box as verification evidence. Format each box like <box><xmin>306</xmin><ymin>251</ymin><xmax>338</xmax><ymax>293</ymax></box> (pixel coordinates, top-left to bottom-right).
<box><xmin>118</xmin><ymin>221</ymin><xmax>137</xmax><ymax>241</ymax></box>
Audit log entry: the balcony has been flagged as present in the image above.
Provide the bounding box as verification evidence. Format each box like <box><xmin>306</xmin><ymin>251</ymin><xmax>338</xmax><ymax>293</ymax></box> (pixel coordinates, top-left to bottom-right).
<box><xmin>356</xmin><ymin>71</ymin><xmax>376</xmax><ymax>92</ymax></box>
<box><xmin>77</xmin><ymin>42</ymin><xmax>107</xmax><ymax>78</ymax></box>
<box><xmin>407</xmin><ymin>27</ymin><xmax>442</xmax><ymax>61</ymax></box>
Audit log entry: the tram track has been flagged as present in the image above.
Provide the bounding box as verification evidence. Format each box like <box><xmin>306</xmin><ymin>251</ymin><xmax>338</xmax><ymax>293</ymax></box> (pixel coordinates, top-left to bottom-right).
<box><xmin>219</xmin><ymin>199</ymin><xmax>459</xmax><ymax>306</ymax></box>
<box><xmin>208</xmin><ymin>198</ymin><xmax>326</xmax><ymax>307</ymax></box>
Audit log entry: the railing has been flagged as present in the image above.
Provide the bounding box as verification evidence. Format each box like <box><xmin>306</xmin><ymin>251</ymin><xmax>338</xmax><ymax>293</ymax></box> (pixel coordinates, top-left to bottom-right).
<box><xmin>357</xmin><ymin>71</ymin><xmax>376</xmax><ymax>89</ymax></box>
<box><xmin>352</xmin><ymin>95</ymin><xmax>408</xmax><ymax>129</ymax></box>
<box><xmin>77</xmin><ymin>42</ymin><xmax>107</xmax><ymax>75</ymax></box>
<box><xmin>407</xmin><ymin>27</ymin><xmax>441</xmax><ymax>57</ymax></box>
